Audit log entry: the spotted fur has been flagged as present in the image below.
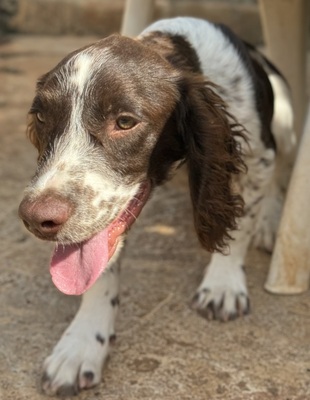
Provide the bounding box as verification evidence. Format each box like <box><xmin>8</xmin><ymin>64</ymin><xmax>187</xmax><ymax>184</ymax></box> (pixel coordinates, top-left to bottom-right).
<box><xmin>19</xmin><ymin>17</ymin><xmax>295</xmax><ymax>396</ymax></box>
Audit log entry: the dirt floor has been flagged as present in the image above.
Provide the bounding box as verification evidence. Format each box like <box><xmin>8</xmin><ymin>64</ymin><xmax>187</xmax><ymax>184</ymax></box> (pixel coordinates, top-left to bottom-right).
<box><xmin>0</xmin><ymin>35</ymin><xmax>310</xmax><ymax>400</ymax></box>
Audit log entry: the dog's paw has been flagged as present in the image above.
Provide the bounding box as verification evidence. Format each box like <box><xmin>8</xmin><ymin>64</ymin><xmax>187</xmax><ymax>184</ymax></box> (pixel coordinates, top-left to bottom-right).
<box><xmin>191</xmin><ymin>263</ymin><xmax>250</xmax><ymax>321</ymax></box>
<box><xmin>191</xmin><ymin>286</ymin><xmax>250</xmax><ymax>321</ymax></box>
<box><xmin>42</xmin><ymin>328</ymin><xmax>113</xmax><ymax>396</ymax></box>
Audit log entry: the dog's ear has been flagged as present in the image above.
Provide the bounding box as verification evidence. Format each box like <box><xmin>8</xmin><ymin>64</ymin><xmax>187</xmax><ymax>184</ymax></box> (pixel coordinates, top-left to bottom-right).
<box><xmin>176</xmin><ymin>75</ymin><xmax>246</xmax><ymax>253</ymax></box>
<box><xmin>26</xmin><ymin>114</ymin><xmax>43</xmax><ymax>157</ymax></box>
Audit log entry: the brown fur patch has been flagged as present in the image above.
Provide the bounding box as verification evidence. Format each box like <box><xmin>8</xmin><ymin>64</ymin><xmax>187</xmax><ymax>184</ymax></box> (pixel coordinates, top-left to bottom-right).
<box><xmin>175</xmin><ymin>74</ymin><xmax>246</xmax><ymax>253</ymax></box>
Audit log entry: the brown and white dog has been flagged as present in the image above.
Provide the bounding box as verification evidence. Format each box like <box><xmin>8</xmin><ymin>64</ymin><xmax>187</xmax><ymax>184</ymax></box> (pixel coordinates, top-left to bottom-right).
<box><xmin>18</xmin><ymin>17</ymin><xmax>295</xmax><ymax>396</ymax></box>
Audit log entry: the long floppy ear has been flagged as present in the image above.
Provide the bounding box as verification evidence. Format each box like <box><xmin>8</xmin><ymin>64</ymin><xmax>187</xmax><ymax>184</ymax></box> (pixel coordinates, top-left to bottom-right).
<box><xmin>176</xmin><ymin>75</ymin><xmax>246</xmax><ymax>253</ymax></box>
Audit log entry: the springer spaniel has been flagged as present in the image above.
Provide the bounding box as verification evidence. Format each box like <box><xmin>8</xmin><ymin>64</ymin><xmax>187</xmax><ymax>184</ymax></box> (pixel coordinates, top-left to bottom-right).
<box><xmin>18</xmin><ymin>17</ymin><xmax>295</xmax><ymax>396</ymax></box>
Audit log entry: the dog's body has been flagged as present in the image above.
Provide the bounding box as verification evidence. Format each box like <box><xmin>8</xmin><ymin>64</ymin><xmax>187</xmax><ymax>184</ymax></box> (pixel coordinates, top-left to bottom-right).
<box><xmin>18</xmin><ymin>18</ymin><xmax>295</xmax><ymax>396</ymax></box>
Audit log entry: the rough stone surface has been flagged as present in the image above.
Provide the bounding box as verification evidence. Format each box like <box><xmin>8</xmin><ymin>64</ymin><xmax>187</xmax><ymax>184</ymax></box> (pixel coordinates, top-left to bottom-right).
<box><xmin>1</xmin><ymin>35</ymin><xmax>310</xmax><ymax>400</ymax></box>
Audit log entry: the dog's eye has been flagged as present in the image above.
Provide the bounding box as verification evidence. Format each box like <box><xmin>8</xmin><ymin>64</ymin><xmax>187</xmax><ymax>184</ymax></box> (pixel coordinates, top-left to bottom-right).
<box><xmin>36</xmin><ymin>112</ymin><xmax>45</xmax><ymax>123</ymax></box>
<box><xmin>116</xmin><ymin>116</ymin><xmax>137</xmax><ymax>130</ymax></box>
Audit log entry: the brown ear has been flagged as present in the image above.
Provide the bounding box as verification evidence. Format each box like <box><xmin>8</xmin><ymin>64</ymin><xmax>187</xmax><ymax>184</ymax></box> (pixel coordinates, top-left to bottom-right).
<box><xmin>26</xmin><ymin>114</ymin><xmax>43</xmax><ymax>157</ymax></box>
<box><xmin>176</xmin><ymin>75</ymin><xmax>246</xmax><ymax>253</ymax></box>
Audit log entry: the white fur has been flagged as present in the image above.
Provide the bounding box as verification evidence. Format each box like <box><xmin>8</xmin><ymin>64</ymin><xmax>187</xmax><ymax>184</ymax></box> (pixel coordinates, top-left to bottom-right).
<box><xmin>42</xmin><ymin>262</ymin><xmax>120</xmax><ymax>395</ymax></box>
<box><xmin>194</xmin><ymin>256</ymin><xmax>248</xmax><ymax>318</ymax></box>
<box><xmin>71</xmin><ymin>54</ymin><xmax>92</xmax><ymax>95</ymax></box>
<box><xmin>142</xmin><ymin>17</ymin><xmax>262</xmax><ymax>153</ymax></box>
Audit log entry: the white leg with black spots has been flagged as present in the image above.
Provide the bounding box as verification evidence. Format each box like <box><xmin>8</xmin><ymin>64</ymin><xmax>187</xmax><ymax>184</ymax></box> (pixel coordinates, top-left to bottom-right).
<box><xmin>192</xmin><ymin>233</ymin><xmax>250</xmax><ymax>321</ymax></box>
<box><xmin>192</xmin><ymin>166</ymin><xmax>271</xmax><ymax>321</ymax></box>
<box><xmin>42</xmin><ymin>263</ymin><xmax>120</xmax><ymax>396</ymax></box>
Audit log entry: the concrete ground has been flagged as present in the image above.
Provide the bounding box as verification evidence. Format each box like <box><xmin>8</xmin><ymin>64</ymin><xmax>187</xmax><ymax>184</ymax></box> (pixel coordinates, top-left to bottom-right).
<box><xmin>0</xmin><ymin>35</ymin><xmax>310</xmax><ymax>400</ymax></box>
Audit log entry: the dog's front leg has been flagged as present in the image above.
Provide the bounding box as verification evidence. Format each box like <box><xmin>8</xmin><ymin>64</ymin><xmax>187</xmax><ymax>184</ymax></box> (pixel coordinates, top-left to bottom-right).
<box><xmin>191</xmin><ymin>192</ymin><xmax>263</xmax><ymax>321</ymax></box>
<box><xmin>191</xmin><ymin>148</ymin><xmax>277</xmax><ymax>321</ymax></box>
<box><xmin>42</xmin><ymin>262</ymin><xmax>120</xmax><ymax>396</ymax></box>
<box><xmin>191</xmin><ymin>226</ymin><xmax>251</xmax><ymax>321</ymax></box>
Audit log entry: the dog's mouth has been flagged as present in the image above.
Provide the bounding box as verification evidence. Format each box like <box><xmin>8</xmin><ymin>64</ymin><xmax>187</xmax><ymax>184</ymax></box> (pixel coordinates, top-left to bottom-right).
<box><xmin>50</xmin><ymin>181</ymin><xmax>151</xmax><ymax>295</ymax></box>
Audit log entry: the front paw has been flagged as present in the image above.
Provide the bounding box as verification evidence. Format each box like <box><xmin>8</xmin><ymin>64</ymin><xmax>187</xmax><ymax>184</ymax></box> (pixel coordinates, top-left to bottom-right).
<box><xmin>191</xmin><ymin>265</ymin><xmax>250</xmax><ymax>321</ymax></box>
<box><xmin>191</xmin><ymin>287</ymin><xmax>250</xmax><ymax>321</ymax></box>
<box><xmin>42</xmin><ymin>330</ymin><xmax>112</xmax><ymax>396</ymax></box>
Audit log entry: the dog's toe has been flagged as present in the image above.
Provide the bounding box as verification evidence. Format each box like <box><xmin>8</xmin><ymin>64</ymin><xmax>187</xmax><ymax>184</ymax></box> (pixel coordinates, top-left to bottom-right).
<box><xmin>42</xmin><ymin>356</ymin><xmax>102</xmax><ymax>396</ymax></box>
<box><xmin>41</xmin><ymin>328</ymin><xmax>110</xmax><ymax>396</ymax></box>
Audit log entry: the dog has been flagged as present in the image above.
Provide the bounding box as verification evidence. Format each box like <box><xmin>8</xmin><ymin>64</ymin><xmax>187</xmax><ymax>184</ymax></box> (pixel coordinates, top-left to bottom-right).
<box><xmin>18</xmin><ymin>17</ymin><xmax>295</xmax><ymax>396</ymax></box>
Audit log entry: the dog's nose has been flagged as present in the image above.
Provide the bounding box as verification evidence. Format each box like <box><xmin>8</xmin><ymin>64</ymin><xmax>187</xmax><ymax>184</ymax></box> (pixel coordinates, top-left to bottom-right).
<box><xmin>18</xmin><ymin>195</ymin><xmax>72</xmax><ymax>239</ymax></box>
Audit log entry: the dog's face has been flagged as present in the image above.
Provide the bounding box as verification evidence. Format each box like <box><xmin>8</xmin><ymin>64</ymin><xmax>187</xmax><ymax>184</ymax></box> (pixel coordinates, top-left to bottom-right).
<box><xmin>19</xmin><ymin>33</ymin><xmax>244</xmax><ymax>294</ymax></box>
<box><xmin>20</xmin><ymin>35</ymin><xmax>183</xmax><ymax>246</ymax></box>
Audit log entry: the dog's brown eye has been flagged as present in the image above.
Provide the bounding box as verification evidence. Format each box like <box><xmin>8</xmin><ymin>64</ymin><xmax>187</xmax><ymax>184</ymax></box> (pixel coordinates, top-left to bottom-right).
<box><xmin>116</xmin><ymin>116</ymin><xmax>137</xmax><ymax>130</ymax></box>
<box><xmin>36</xmin><ymin>112</ymin><xmax>45</xmax><ymax>123</ymax></box>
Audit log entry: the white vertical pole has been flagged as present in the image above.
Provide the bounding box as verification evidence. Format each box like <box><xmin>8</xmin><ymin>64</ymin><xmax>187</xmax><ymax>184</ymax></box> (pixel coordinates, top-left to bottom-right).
<box><xmin>121</xmin><ymin>0</ymin><xmax>155</xmax><ymax>37</ymax></box>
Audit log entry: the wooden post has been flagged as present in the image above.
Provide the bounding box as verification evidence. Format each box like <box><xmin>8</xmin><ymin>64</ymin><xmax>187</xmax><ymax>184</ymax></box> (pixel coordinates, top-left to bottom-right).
<box><xmin>265</xmin><ymin>104</ymin><xmax>310</xmax><ymax>293</ymax></box>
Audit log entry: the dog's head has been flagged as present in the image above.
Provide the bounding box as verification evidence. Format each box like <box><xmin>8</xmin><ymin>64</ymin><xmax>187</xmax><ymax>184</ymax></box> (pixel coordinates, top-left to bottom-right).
<box><xmin>19</xmin><ymin>34</ymin><xmax>244</xmax><ymax>295</ymax></box>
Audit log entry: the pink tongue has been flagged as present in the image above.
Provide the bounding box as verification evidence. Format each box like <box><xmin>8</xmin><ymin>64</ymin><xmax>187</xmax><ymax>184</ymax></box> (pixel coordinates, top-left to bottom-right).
<box><xmin>50</xmin><ymin>229</ymin><xmax>109</xmax><ymax>295</ymax></box>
